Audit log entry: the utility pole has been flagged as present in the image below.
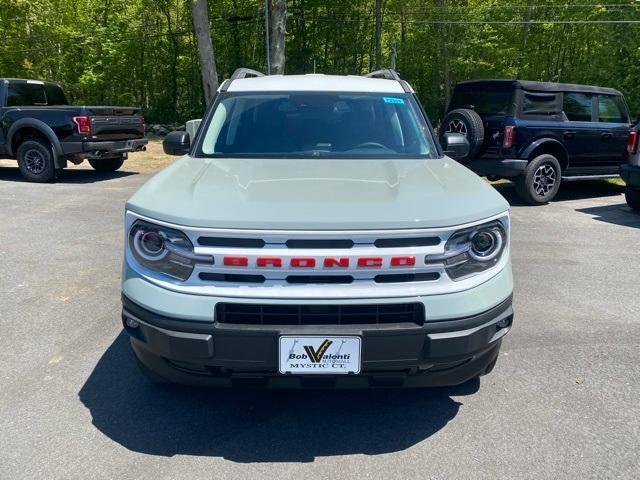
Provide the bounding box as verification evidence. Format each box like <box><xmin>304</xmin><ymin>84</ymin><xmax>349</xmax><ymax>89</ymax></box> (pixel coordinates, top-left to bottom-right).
<box><xmin>190</xmin><ymin>0</ymin><xmax>219</xmax><ymax>105</ymax></box>
<box><xmin>374</xmin><ymin>0</ymin><xmax>383</xmax><ymax>69</ymax></box>
<box><xmin>264</xmin><ymin>0</ymin><xmax>271</xmax><ymax>74</ymax></box>
<box><xmin>390</xmin><ymin>42</ymin><xmax>397</xmax><ymax>70</ymax></box>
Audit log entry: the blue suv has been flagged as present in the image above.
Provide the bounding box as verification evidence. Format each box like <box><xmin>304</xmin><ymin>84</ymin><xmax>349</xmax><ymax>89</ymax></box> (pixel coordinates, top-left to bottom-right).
<box><xmin>441</xmin><ymin>80</ymin><xmax>633</xmax><ymax>205</ymax></box>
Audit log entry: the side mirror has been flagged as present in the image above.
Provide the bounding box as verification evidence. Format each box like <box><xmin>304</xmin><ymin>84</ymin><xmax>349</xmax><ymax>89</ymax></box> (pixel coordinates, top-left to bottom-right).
<box><xmin>163</xmin><ymin>131</ymin><xmax>190</xmax><ymax>156</ymax></box>
<box><xmin>442</xmin><ymin>133</ymin><xmax>470</xmax><ymax>160</ymax></box>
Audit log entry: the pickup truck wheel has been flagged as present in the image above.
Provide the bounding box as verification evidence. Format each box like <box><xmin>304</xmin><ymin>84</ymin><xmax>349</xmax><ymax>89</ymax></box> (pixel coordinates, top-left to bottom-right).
<box><xmin>17</xmin><ymin>139</ymin><xmax>56</xmax><ymax>183</ymax></box>
<box><xmin>88</xmin><ymin>157</ymin><xmax>125</xmax><ymax>172</ymax></box>
<box><xmin>515</xmin><ymin>154</ymin><xmax>562</xmax><ymax>205</ymax></box>
<box><xmin>625</xmin><ymin>184</ymin><xmax>640</xmax><ymax>210</ymax></box>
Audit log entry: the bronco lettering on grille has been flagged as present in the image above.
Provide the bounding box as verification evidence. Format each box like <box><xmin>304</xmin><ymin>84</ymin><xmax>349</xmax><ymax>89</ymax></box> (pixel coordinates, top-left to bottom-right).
<box><xmin>222</xmin><ymin>256</ymin><xmax>416</xmax><ymax>268</ymax></box>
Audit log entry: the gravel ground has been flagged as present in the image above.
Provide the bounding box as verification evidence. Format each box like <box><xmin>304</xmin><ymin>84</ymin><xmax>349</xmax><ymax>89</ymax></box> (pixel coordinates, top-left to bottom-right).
<box><xmin>0</xmin><ymin>158</ymin><xmax>638</xmax><ymax>480</ymax></box>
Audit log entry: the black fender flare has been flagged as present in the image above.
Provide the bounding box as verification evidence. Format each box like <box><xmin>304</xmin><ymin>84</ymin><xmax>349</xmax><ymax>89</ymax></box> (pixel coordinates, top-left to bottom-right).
<box><xmin>7</xmin><ymin>118</ymin><xmax>65</xmax><ymax>168</ymax></box>
<box><xmin>520</xmin><ymin>138</ymin><xmax>569</xmax><ymax>168</ymax></box>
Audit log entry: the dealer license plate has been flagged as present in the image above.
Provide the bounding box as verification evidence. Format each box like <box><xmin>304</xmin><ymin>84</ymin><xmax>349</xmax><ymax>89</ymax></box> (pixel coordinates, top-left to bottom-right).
<box><xmin>278</xmin><ymin>336</ymin><xmax>361</xmax><ymax>375</ymax></box>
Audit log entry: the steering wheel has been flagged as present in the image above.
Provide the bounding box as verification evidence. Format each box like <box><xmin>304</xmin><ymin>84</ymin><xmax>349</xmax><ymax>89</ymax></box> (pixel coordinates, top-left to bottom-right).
<box><xmin>351</xmin><ymin>142</ymin><xmax>388</xmax><ymax>150</ymax></box>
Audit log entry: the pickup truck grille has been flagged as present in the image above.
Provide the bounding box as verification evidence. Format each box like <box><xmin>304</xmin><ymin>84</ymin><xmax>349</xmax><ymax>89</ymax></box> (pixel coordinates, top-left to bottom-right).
<box><xmin>215</xmin><ymin>302</ymin><xmax>425</xmax><ymax>326</ymax></box>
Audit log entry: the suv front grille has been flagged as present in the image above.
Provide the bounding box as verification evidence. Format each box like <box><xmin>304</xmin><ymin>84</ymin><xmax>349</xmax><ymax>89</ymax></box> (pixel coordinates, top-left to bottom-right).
<box><xmin>215</xmin><ymin>302</ymin><xmax>425</xmax><ymax>326</ymax></box>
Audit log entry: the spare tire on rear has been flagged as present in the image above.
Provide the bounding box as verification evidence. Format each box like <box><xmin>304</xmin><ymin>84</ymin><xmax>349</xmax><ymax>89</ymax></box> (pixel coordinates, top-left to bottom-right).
<box><xmin>440</xmin><ymin>108</ymin><xmax>484</xmax><ymax>161</ymax></box>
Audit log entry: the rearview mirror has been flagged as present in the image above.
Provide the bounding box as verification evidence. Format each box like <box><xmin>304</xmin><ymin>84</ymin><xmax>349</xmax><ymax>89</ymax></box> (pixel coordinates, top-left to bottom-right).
<box><xmin>163</xmin><ymin>131</ymin><xmax>190</xmax><ymax>156</ymax></box>
<box><xmin>442</xmin><ymin>133</ymin><xmax>470</xmax><ymax>160</ymax></box>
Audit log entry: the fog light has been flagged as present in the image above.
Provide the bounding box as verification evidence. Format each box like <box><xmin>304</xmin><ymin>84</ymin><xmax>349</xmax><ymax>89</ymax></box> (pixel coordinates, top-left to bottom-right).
<box><xmin>126</xmin><ymin>317</ymin><xmax>139</xmax><ymax>329</ymax></box>
<box><xmin>496</xmin><ymin>316</ymin><xmax>511</xmax><ymax>329</ymax></box>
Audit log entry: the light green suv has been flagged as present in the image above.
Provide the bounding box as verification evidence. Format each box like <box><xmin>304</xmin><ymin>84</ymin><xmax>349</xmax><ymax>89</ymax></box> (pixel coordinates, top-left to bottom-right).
<box><xmin>121</xmin><ymin>68</ymin><xmax>513</xmax><ymax>388</ymax></box>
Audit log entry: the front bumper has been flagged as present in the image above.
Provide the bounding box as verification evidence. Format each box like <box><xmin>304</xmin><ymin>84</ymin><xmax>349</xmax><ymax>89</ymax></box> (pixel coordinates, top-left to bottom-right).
<box><xmin>122</xmin><ymin>294</ymin><xmax>513</xmax><ymax>388</ymax></box>
<box><xmin>620</xmin><ymin>164</ymin><xmax>640</xmax><ymax>187</ymax></box>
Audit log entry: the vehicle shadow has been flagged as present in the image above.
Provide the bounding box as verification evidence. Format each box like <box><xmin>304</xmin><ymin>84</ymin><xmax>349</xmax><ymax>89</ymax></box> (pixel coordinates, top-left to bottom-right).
<box><xmin>0</xmin><ymin>165</ymin><xmax>137</xmax><ymax>184</ymax></box>
<box><xmin>491</xmin><ymin>179</ymin><xmax>624</xmax><ymax>206</ymax></box>
<box><xmin>575</xmin><ymin>203</ymin><xmax>640</xmax><ymax>228</ymax></box>
<box><xmin>79</xmin><ymin>332</ymin><xmax>474</xmax><ymax>462</ymax></box>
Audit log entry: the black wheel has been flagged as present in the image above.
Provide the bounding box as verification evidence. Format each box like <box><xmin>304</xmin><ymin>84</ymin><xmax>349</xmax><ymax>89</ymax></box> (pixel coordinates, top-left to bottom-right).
<box><xmin>515</xmin><ymin>154</ymin><xmax>562</xmax><ymax>205</ymax></box>
<box><xmin>88</xmin><ymin>157</ymin><xmax>124</xmax><ymax>172</ymax></box>
<box><xmin>441</xmin><ymin>108</ymin><xmax>485</xmax><ymax>160</ymax></box>
<box><xmin>625</xmin><ymin>184</ymin><xmax>640</xmax><ymax>210</ymax></box>
<box><xmin>16</xmin><ymin>139</ymin><xmax>56</xmax><ymax>182</ymax></box>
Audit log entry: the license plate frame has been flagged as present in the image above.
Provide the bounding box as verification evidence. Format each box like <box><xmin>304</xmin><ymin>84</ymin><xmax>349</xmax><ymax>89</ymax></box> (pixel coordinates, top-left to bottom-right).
<box><xmin>278</xmin><ymin>336</ymin><xmax>361</xmax><ymax>375</ymax></box>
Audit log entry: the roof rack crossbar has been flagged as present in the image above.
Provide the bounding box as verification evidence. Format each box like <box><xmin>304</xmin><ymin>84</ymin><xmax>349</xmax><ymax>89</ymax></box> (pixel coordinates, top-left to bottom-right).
<box><xmin>365</xmin><ymin>69</ymin><xmax>402</xmax><ymax>82</ymax></box>
<box><xmin>219</xmin><ymin>68</ymin><xmax>266</xmax><ymax>93</ymax></box>
<box><xmin>230</xmin><ymin>68</ymin><xmax>265</xmax><ymax>81</ymax></box>
<box><xmin>364</xmin><ymin>69</ymin><xmax>412</xmax><ymax>93</ymax></box>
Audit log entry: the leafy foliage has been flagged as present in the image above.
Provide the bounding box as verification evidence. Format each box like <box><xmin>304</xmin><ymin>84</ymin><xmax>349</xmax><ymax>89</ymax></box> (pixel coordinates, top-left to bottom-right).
<box><xmin>1</xmin><ymin>0</ymin><xmax>639</xmax><ymax>123</ymax></box>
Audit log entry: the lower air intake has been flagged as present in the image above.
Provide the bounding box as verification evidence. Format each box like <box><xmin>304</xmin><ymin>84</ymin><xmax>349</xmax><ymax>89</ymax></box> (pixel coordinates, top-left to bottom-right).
<box><xmin>215</xmin><ymin>302</ymin><xmax>425</xmax><ymax>326</ymax></box>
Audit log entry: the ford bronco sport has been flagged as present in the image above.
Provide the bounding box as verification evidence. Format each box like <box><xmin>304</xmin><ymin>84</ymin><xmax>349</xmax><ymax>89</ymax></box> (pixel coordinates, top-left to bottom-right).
<box><xmin>121</xmin><ymin>69</ymin><xmax>514</xmax><ymax>388</ymax></box>
<box><xmin>442</xmin><ymin>80</ymin><xmax>633</xmax><ymax>205</ymax></box>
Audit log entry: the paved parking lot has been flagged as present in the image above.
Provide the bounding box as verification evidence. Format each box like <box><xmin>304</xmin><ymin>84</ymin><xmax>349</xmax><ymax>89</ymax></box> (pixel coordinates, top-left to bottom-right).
<box><xmin>1</xmin><ymin>162</ymin><xmax>639</xmax><ymax>479</ymax></box>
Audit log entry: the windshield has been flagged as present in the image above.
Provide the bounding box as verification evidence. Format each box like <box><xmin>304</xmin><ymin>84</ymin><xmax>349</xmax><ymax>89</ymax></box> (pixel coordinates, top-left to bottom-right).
<box><xmin>199</xmin><ymin>92</ymin><xmax>437</xmax><ymax>158</ymax></box>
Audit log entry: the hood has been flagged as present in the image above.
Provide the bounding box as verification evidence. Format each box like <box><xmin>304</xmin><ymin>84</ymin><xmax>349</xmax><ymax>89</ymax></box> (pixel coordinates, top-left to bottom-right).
<box><xmin>126</xmin><ymin>156</ymin><xmax>509</xmax><ymax>230</ymax></box>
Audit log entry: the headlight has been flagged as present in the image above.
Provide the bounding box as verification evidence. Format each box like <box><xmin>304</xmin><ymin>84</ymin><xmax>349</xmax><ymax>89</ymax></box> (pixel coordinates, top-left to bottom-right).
<box><xmin>427</xmin><ymin>218</ymin><xmax>508</xmax><ymax>281</ymax></box>
<box><xmin>128</xmin><ymin>220</ymin><xmax>210</xmax><ymax>281</ymax></box>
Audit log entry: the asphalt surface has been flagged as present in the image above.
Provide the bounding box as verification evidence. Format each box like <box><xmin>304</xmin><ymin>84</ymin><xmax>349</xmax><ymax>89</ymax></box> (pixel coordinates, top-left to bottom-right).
<box><xmin>1</xmin><ymin>164</ymin><xmax>639</xmax><ymax>479</ymax></box>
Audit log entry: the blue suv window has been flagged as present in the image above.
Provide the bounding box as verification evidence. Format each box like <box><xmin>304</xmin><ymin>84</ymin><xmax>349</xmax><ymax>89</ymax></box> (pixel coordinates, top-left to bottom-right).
<box><xmin>521</xmin><ymin>91</ymin><xmax>561</xmax><ymax>117</ymax></box>
<box><xmin>563</xmin><ymin>93</ymin><xmax>592</xmax><ymax>122</ymax></box>
<box><xmin>598</xmin><ymin>95</ymin><xmax>627</xmax><ymax>123</ymax></box>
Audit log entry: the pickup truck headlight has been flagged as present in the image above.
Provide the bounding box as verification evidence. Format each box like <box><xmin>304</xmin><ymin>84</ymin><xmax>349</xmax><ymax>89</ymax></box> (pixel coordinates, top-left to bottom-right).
<box><xmin>129</xmin><ymin>220</ymin><xmax>207</xmax><ymax>281</ymax></box>
<box><xmin>427</xmin><ymin>218</ymin><xmax>508</xmax><ymax>280</ymax></box>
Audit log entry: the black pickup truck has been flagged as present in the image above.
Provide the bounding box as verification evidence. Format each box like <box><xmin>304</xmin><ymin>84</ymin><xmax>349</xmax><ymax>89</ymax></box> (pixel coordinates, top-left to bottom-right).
<box><xmin>0</xmin><ymin>78</ymin><xmax>147</xmax><ymax>182</ymax></box>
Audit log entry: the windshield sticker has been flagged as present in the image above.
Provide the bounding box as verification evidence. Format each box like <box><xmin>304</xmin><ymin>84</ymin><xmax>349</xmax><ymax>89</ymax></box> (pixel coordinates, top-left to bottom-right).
<box><xmin>383</xmin><ymin>97</ymin><xmax>405</xmax><ymax>104</ymax></box>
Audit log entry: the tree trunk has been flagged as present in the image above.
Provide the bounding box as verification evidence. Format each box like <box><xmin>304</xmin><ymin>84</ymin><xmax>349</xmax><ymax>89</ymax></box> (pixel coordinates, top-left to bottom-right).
<box><xmin>189</xmin><ymin>0</ymin><xmax>219</xmax><ymax>105</ymax></box>
<box><xmin>374</xmin><ymin>0</ymin><xmax>383</xmax><ymax>69</ymax></box>
<box><xmin>439</xmin><ymin>0</ymin><xmax>450</xmax><ymax>108</ymax></box>
<box><xmin>269</xmin><ymin>0</ymin><xmax>287</xmax><ymax>74</ymax></box>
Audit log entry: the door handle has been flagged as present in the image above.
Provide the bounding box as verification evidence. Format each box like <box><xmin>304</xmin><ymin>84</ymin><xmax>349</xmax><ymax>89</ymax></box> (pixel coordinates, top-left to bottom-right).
<box><xmin>601</xmin><ymin>132</ymin><xmax>613</xmax><ymax>140</ymax></box>
<box><xmin>563</xmin><ymin>131</ymin><xmax>576</xmax><ymax>139</ymax></box>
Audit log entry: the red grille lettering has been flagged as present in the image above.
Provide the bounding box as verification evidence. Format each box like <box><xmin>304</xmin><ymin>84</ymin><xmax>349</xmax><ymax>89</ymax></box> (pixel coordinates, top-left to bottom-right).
<box><xmin>291</xmin><ymin>258</ymin><xmax>316</xmax><ymax>268</ymax></box>
<box><xmin>358</xmin><ymin>257</ymin><xmax>383</xmax><ymax>268</ymax></box>
<box><xmin>323</xmin><ymin>257</ymin><xmax>350</xmax><ymax>268</ymax></box>
<box><xmin>224</xmin><ymin>256</ymin><xmax>248</xmax><ymax>267</ymax></box>
<box><xmin>257</xmin><ymin>257</ymin><xmax>282</xmax><ymax>268</ymax></box>
<box><xmin>391</xmin><ymin>256</ymin><xmax>416</xmax><ymax>267</ymax></box>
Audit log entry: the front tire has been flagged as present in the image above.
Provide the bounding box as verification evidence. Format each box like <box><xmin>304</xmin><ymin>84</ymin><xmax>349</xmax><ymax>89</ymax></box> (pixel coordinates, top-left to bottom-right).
<box><xmin>515</xmin><ymin>154</ymin><xmax>562</xmax><ymax>205</ymax></box>
<box><xmin>625</xmin><ymin>184</ymin><xmax>640</xmax><ymax>210</ymax></box>
<box><xmin>16</xmin><ymin>139</ymin><xmax>56</xmax><ymax>183</ymax></box>
<box><xmin>88</xmin><ymin>157</ymin><xmax>124</xmax><ymax>172</ymax></box>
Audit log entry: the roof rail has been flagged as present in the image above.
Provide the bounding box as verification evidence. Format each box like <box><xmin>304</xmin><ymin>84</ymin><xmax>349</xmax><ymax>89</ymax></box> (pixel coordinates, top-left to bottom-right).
<box><xmin>230</xmin><ymin>68</ymin><xmax>265</xmax><ymax>81</ymax></box>
<box><xmin>365</xmin><ymin>69</ymin><xmax>402</xmax><ymax>82</ymax></box>
<box><xmin>365</xmin><ymin>68</ymin><xmax>412</xmax><ymax>93</ymax></box>
<box><xmin>220</xmin><ymin>68</ymin><xmax>266</xmax><ymax>92</ymax></box>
